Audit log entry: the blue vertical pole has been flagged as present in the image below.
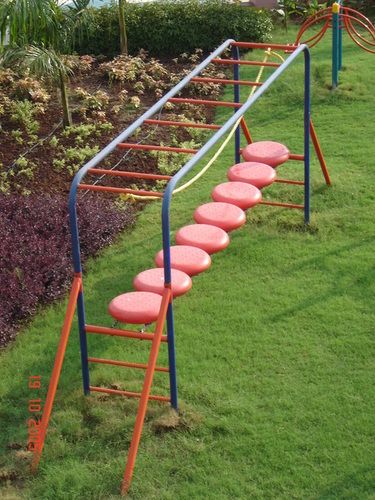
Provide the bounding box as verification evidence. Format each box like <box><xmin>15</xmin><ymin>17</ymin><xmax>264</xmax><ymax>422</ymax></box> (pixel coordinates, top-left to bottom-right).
<box><xmin>232</xmin><ymin>46</ymin><xmax>241</xmax><ymax>164</ymax></box>
<box><xmin>338</xmin><ymin>14</ymin><xmax>343</xmax><ymax>71</ymax></box>
<box><xmin>332</xmin><ymin>3</ymin><xmax>340</xmax><ymax>88</ymax></box>
<box><xmin>303</xmin><ymin>47</ymin><xmax>311</xmax><ymax>225</ymax></box>
<box><xmin>161</xmin><ymin>200</ymin><xmax>178</xmax><ymax>411</ymax></box>
<box><xmin>68</xmin><ymin>188</ymin><xmax>90</xmax><ymax>395</ymax></box>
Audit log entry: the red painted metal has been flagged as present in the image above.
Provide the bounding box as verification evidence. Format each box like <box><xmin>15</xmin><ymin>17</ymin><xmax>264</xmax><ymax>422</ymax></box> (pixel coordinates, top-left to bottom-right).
<box><xmin>260</xmin><ymin>201</ymin><xmax>304</xmax><ymax>209</ymax></box>
<box><xmin>90</xmin><ymin>386</ymin><xmax>170</xmax><ymax>402</ymax></box>
<box><xmin>144</xmin><ymin>119</ymin><xmax>221</xmax><ymax>130</ymax></box>
<box><xmin>274</xmin><ymin>178</ymin><xmax>305</xmax><ymax>186</ymax></box>
<box><xmin>88</xmin><ymin>168</ymin><xmax>172</xmax><ymax>181</ymax></box>
<box><xmin>240</xmin><ymin>118</ymin><xmax>253</xmax><ymax>144</ymax></box>
<box><xmin>31</xmin><ymin>275</ymin><xmax>82</xmax><ymax>472</ymax></box>
<box><xmin>347</xmin><ymin>18</ymin><xmax>375</xmax><ymax>47</ymax></box>
<box><xmin>118</xmin><ymin>143</ymin><xmax>198</xmax><ymax>154</ymax></box>
<box><xmin>88</xmin><ymin>357</ymin><xmax>169</xmax><ymax>372</ymax></box>
<box><xmin>169</xmin><ymin>97</ymin><xmax>241</xmax><ymax>108</ymax></box>
<box><xmin>212</xmin><ymin>58</ymin><xmax>280</xmax><ymax>68</ymax></box>
<box><xmin>310</xmin><ymin>119</ymin><xmax>331</xmax><ymax>185</ymax></box>
<box><xmin>78</xmin><ymin>184</ymin><xmax>163</xmax><ymax>197</ymax></box>
<box><xmin>232</xmin><ymin>42</ymin><xmax>298</xmax><ymax>51</ymax></box>
<box><xmin>122</xmin><ymin>288</ymin><xmax>171</xmax><ymax>494</ymax></box>
<box><xmin>289</xmin><ymin>154</ymin><xmax>305</xmax><ymax>161</ymax></box>
<box><xmin>85</xmin><ymin>324</ymin><xmax>168</xmax><ymax>343</ymax></box>
<box><xmin>191</xmin><ymin>76</ymin><xmax>262</xmax><ymax>87</ymax></box>
<box><xmin>344</xmin><ymin>14</ymin><xmax>375</xmax><ymax>54</ymax></box>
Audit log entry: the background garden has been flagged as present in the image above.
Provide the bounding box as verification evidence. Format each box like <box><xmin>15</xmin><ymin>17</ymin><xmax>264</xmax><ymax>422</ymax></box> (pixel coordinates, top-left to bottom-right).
<box><xmin>1</xmin><ymin>0</ymin><xmax>374</xmax><ymax>498</ymax></box>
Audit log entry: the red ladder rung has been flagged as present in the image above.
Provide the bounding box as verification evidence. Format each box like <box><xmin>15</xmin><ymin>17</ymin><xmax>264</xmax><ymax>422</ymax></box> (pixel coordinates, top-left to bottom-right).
<box><xmin>118</xmin><ymin>143</ymin><xmax>198</xmax><ymax>154</ymax></box>
<box><xmin>88</xmin><ymin>356</ymin><xmax>169</xmax><ymax>372</ymax></box>
<box><xmin>169</xmin><ymin>97</ymin><xmax>241</xmax><ymax>108</ymax></box>
<box><xmin>85</xmin><ymin>324</ymin><xmax>168</xmax><ymax>342</ymax></box>
<box><xmin>232</xmin><ymin>41</ymin><xmax>298</xmax><ymax>51</ymax></box>
<box><xmin>211</xmin><ymin>58</ymin><xmax>281</xmax><ymax>68</ymax></box>
<box><xmin>289</xmin><ymin>154</ymin><xmax>305</xmax><ymax>161</ymax></box>
<box><xmin>144</xmin><ymin>118</ymin><xmax>221</xmax><ymax>130</ymax></box>
<box><xmin>90</xmin><ymin>386</ymin><xmax>170</xmax><ymax>402</ymax></box>
<box><xmin>191</xmin><ymin>76</ymin><xmax>263</xmax><ymax>87</ymax></box>
<box><xmin>274</xmin><ymin>178</ymin><xmax>305</xmax><ymax>186</ymax></box>
<box><xmin>78</xmin><ymin>184</ymin><xmax>163</xmax><ymax>197</ymax></box>
<box><xmin>88</xmin><ymin>168</ymin><xmax>171</xmax><ymax>181</ymax></box>
<box><xmin>260</xmin><ymin>201</ymin><xmax>304</xmax><ymax>209</ymax></box>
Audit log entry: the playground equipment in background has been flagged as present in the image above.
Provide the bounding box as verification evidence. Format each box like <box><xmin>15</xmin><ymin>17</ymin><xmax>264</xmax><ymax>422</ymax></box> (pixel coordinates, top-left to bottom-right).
<box><xmin>31</xmin><ymin>40</ymin><xmax>333</xmax><ymax>494</ymax></box>
<box><xmin>294</xmin><ymin>1</ymin><xmax>375</xmax><ymax>88</ymax></box>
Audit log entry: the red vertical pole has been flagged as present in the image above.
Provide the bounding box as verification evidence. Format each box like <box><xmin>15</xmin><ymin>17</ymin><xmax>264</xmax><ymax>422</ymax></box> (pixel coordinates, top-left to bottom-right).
<box><xmin>31</xmin><ymin>275</ymin><xmax>82</xmax><ymax>472</ymax></box>
<box><xmin>310</xmin><ymin>119</ymin><xmax>331</xmax><ymax>185</ymax></box>
<box><xmin>121</xmin><ymin>288</ymin><xmax>172</xmax><ymax>495</ymax></box>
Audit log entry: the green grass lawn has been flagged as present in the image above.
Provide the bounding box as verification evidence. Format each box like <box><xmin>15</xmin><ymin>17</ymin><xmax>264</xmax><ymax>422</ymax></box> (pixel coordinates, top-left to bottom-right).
<box><xmin>1</xmin><ymin>26</ymin><xmax>374</xmax><ymax>499</ymax></box>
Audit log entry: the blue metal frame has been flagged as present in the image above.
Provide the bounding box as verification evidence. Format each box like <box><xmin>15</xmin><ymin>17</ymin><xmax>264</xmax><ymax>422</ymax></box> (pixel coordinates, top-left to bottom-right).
<box><xmin>68</xmin><ymin>41</ymin><xmax>311</xmax><ymax>411</ymax></box>
<box><xmin>232</xmin><ymin>46</ymin><xmax>241</xmax><ymax>164</ymax></box>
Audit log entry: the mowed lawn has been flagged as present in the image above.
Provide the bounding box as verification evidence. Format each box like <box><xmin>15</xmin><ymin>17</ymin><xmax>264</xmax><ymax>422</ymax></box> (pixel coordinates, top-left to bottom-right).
<box><xmin>1</xmin><ymin>26</ymin><xmax>374</xmax><ymax>499</ymax></box>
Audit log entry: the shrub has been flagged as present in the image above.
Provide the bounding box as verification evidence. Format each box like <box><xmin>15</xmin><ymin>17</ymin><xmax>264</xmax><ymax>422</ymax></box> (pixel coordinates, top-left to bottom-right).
<box><xmin>0</xmin><ymin>194</ymin><xmax>135</xmax><ymax>347</ymax></box>
<box><xmin>74</xmin><ymin>0</ymin><xmax>273</xmax><ymax>57</ymax></box>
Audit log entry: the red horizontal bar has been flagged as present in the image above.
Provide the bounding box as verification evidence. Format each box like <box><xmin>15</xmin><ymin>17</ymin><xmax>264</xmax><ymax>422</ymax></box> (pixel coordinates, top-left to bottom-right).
<box><xmin>90</xmin><ymin>386</ymin><xmax>170</xmax><ymax>402</ymax></box>
<box><xmin>78</xmin><ymin>184</ymin><xmax>163</xmax><ymax>197</ymax></box>
<box><xmin>232</xmin><ymin>42</ymin><xmax>298</xmax><ymax>51</ymax></box>
<box><xmin>274</xmin><ymin>178</ymin><xmax>305</xmax><ymax>186</ymax></box>
<box><xmin>191</xmin><ymin>76</ymin><xmax>262</xmax><ymax>87</ymax></box>
<box><xmin>85</xmin><ymin>325</ymin><xmax>168</xmax><ymax>342</ymax></box>
<box><xmin>212</xmin><ymin>58</ymin><xmax>280</xmax><ymax>68</ymax></box>
<box><xmin>259</xmin><ymin>201</ymin><xmax>304</xmax><ymax>209</ymax></box>
<box><xmin>289</xmin><ymin>154</ymin><xmax>305</xmax><ymax>161</ymax></box>
<box><xmin>88</xmin><ymin>168</ymin><xmax>171</xmax><ymax>181</ymax></box>
<box><xmin>144</xmin><ymin>119</ymin><xmax>221</xmax><ymax>130</ymax></box>
<box><xmin>169</xmin><ymin>97</ymin><xmax>241</xmax><ymax>108</ymax></box>
<box><xmin>88</xmin><ymin>357</ymin><xmax>169</xmax><ymax>372</ymax></box>
<box><xmin>118</xmin><ymin>143</ymin><xmax>197</xmax><ymax>154</ymax></box>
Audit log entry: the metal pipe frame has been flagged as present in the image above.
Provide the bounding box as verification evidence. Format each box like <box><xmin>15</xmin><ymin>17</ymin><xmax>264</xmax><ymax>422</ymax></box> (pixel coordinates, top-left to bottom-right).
<box><xmin>68</xmin><ymin>40</ymin><xmax>311</xmax><ymax>413</ymax></box>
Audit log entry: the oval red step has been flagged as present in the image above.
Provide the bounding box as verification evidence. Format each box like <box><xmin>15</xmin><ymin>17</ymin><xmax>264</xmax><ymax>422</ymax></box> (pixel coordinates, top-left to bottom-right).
<box><xmin>212</xmin><ymin>181</ymin><xmax>262</xmax><ymax>210</ymax></box>
<box><xmin>194</xmin><ymin>202</ymin><xmax>246</xmax><ymax>232</ymax></box>
<box><xmin>175</xmin><ymin>224</ymin><xmax>230</xmax><ymax>254</ymax></box>
<box><xmin>242</xmin><ymin>141</ymin><xmax>289</xmax><ymax>167</ymax></box>
<box><xmin>227</xmin><ymin>161</ymin><xmax>276</xmax><ymax>188</ymax></box>
<box><xmin>108</xmin><ymin>291</ymin><xmax>162</xmax><ymax>324</ymax></box>
<box><xmin>155</xmin><ymin>245</ymin><xmax>211</xmax><ymax>276</ymax></box>
<box><xmin>133</xmin><ymin>267</ymin><xmax>192</xmax><ymax>297</ymax></box>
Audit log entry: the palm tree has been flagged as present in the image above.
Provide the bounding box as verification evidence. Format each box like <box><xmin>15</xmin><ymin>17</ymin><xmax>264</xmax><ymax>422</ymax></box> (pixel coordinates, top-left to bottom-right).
<box><xmin>0</xmin><ymin>45</ymin><xmax>74</xmax><ymax>126</ymax></box>
<box><xmin>0</xmin><ymin>0</ymin><xmax>90</xmax><ymax>127</ymax></box>
<box><xmin>118</xmin><ymin>0</ymin><xmax>128</xmax><ymax>55</ymax></box>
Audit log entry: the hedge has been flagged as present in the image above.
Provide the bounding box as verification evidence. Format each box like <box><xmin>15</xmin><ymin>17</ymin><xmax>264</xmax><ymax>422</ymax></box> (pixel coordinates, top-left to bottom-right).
<box><xmin>75</xmin><ymin>0</ymin><xmax>273</xmax><ymax>57</ymax></box>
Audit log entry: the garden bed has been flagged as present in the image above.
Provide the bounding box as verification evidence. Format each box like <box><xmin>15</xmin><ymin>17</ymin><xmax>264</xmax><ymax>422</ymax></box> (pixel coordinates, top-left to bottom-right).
<box><xmin>0</xmin><ymin>50</ymin><xmax>226</xmax><ymax>347</ymax></box>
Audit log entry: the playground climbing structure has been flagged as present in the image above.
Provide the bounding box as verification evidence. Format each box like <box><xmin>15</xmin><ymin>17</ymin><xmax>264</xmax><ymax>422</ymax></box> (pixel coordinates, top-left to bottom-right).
<box><xmin>31</xmin><ymin>40</ymin><xmax>332</xmax><ymax>494</ymax></box>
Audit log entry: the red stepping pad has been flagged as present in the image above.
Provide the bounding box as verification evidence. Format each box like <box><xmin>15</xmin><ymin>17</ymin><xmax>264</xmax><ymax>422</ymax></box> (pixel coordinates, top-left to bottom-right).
<box><xmin>108</xmin><ymin>291</ymin><xmax>162</xmax><ymax>324</ymax></box>
<box><xmin>133</xmin><ymin>267</ymin><xmax>192</xmax><ymax>297</ymax></box>
<box><xmin>155</xmin><ymin>245</ymin><xmax>211</xmax><ymax>276</ymax></box>
<box><xmin>194</xmin><ymin>202</ymin><xmax>246</xmax><ymax>232</ymax></box>
<box><xmin>242</xmin><ymin>141</ymin><xmax>289</xmax><ymax>167</ymax></box>
<box><xmin>227</xmin><ymin>161</ymin><xmax>276</xmax><ymax>189</ymax></box>
<box><xmin>176</xmin><ymin>224</ymin><xmax>230</xmax><ymax>254</ymax></box>
<box><xmin>212</xmin><ymin>181</ymin><xmax>262</xmax><ymax>210</ymax></box>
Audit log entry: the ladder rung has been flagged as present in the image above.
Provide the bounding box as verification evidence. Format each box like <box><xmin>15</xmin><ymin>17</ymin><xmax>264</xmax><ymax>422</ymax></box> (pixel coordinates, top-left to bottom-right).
<box><xmin>259</xmin><ymin>201</ymin><xmax>304</xmax><ymax>209</ymax></box>
<box><xmin>169</xmin><ymin>97</ymin><xmax>241</xmax><ymax>108</ymax></box>
<box><xmin>78</xmin><ymin>184</ymin><xmax>163</xmax><ymax>197</ymax></box>
<box><xmin>88</xmin><ymin>357</ymin><xmax>169</xmax><ymax>372</ymax></box>
<box><xmin>289</xmin><ymin>154</ymin><xmax>305</xmax><ymax>161</ymax></box>
<box><xmin>191</xmin><ymin>76</ymin><xmax>263</xmax><ymax>87</ymax></box>
<box><xmin>144</xmin><ymin>119</ymin><xmax>221</xmax><ymax>130</ymax></box>
<box><xmin>274</xmin><ymin>178</ymin><xmax>305</xmax><ymax>186</ymax></box>
<box><xmin>85</xmin><ymin>325</ymin><xmax>168</xmax><ymax>342</ymax></box>
<box><xmin>88</xmin><ymin>168</ymin><xmax>172</xmax><ymax>181</ymax></box>
<box><xmin>117</xmin><ymin>143</ymin><xmax>198</xmax><ymax>154</ymax></box>
<box><xmin>211</xmin><ymin>58</ymin><xmax>281</xmax><ymax>68</ymax></box>
<box><xmin>90</xmin><ymin>386</ymin><xmax>170</xmax><ymax>402</ymax></box>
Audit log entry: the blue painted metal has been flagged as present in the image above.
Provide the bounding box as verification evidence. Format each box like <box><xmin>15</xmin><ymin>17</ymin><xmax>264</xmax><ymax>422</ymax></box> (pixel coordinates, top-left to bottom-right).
<box><xmin>232</xmin><ymin>46</ymin><xmax>241</xmax><ymax>164</ymax></box>
<box><xmin>303</xmin><ymin>49</ymin><xmax>311</xmax><ymax>224</ymax></box>
<box><xmin>332</xmin><ymin>9</ymin><xmax>340</xmax><ymax>88</ymax></box>
<box><xmin>69</xmin><ymin>40</ymin><xmax>311</xmax><ymax>408</ymax></box>
<box><xmin>166</xmin><ymin>303</ymin><xmax>178</xmax><ymax>410</ymax></box>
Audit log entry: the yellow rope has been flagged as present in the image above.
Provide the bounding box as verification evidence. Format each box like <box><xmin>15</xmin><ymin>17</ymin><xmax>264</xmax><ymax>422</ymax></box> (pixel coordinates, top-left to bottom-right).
<box><xmin>123</xmin><ymin>48</ymin><xmax>279</xmax><ymax>202</ymax></box>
